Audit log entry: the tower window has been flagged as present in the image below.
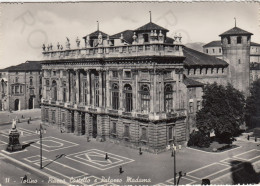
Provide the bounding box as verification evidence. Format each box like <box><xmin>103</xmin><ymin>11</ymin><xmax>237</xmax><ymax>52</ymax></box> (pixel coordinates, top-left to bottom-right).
<box><xmin>237</xmin><ymin>36</ymin><xmax>242</xmax><ymax>44</ymax></box>
<box><xmin>206</xmin><ymin>49</ymin><xmax>208</xmax><ymax>53</ymax></box>
<box><xmin>227</xmin><ymin>37</ymin><xmax>231</xmax><ymax>44</ymax></box>
<box><xmin>143</xmin><ymin>34</ymin><xmax>149</xmax><ymax>42</ymax></box>
<box><xmin>219</xmin><ymin>48</ymin><xmax>222</xmax><ymax>53</ymax></box>
<box><xmin>212</xmin><ymin>49</ymin><xmax>215</xmax><ymax>53</ymax></box>
<box><xmin>238</xmin><ymin>59</ymin><xmax>241</xmax><ymax>64</ymax></box>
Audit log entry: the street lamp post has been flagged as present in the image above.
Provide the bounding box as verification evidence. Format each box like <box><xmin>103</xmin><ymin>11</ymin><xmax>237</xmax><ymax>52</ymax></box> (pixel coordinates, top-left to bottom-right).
<box><xmin>39</xmin><ymin>122</ymin><xmax>46</xmax><ymax>169</ymax></box>
<box><xmin>173</xmin><ymin>145</ymin><xmax>177</xmax><ymax>185</ymax></box>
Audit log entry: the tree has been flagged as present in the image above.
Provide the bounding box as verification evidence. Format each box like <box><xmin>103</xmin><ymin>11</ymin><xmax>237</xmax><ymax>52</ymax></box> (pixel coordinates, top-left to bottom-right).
<box><xmin>196</xmin><ymin>83</ymin><xmax>245</xmax><ymax>143</ymax></box>
<box><xmin>245</xmin><ymin>79</ymin><xmax>260</xmax><ymax>128</ymax></box>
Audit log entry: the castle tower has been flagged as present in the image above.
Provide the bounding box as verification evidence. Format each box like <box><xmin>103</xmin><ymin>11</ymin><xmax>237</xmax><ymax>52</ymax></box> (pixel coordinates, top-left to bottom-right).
<box><xmin>219</xmin><ymin>25</ymin><xmax>253</xmax><ymax>96</ymax></box>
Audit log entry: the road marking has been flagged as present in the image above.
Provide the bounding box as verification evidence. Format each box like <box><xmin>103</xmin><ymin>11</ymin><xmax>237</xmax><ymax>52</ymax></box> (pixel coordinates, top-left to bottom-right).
<box><xmin>66</xmin><ymin>149</ymin><xmax>134</xmax><ymax>170</ymax></box>
<box><xmin>1</xmin><ymin>149</ymin><xmax>27</xmax><ymax>154</ymax></box>
<box><xmin>0</xmin><ymin>152</ymin><xmax>70</xmax><ymax>185</ymax></box>
<box><xmin>22</xmin><ymin>136</ymin><xmax>79</xmax><ymax>152</ymax></box>
<box><xmin>186</xmin><ymin>145</ymin><xmax>241</xmax><ymax>154</ymax></box>
<box><xmin>234</xmin><ymin>149</ymin><xmax>260</xmax><ymax>161</ymax></box>
<box><xmin>24</xmin><ymin>155</ymin><xmax>48</xmax><ymax>163</ymax></box>
<box><xmin>0</xmin><ymin>140</ymin><xmax>7</xmax><ymax>146</ymax></box>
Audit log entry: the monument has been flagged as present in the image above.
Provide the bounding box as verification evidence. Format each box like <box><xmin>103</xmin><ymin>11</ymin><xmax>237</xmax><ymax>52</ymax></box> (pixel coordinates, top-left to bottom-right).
<box><xmin>6</xmin><ymin>119</ymin><xmax>22</xmax><ymax>152</ymax></box>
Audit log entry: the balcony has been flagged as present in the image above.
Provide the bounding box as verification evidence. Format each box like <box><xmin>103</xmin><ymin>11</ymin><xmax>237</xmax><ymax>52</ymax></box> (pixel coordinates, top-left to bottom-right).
<box><xmin>43</xmin><ymin>43</ymin><xmax>184</xmax><ymax>61</ymax></box>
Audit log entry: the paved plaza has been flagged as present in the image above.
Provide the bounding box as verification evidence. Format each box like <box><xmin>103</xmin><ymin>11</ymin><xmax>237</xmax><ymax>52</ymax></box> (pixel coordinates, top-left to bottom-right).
<box><xmin>0</xmin><ymin>110</ymin><xmax>259</xmax><ymax>185</ymax></box>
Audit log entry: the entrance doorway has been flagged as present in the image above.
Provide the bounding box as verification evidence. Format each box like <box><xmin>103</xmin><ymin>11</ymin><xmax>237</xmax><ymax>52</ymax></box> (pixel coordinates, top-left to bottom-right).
<box><xmin>92</xmin><ymin>114</ymin><xmax>97</xmax><ymax>138</ymax></box>
<box><xmin>29</xmin><ymin>97</ymin><xmax>33</xmax><ymax>109</ymax></box>
<box><xmin>14</xmin><ymin>99</ymin><xmax>20</xmax><ymax>111</ymax></box>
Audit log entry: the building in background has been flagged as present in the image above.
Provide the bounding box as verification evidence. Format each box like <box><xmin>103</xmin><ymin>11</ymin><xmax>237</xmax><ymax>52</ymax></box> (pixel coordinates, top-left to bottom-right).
<box><xmin>40</xmin><ymin>20</ymin><xmax>228</xmax><ymax>152</ymax></box>
<box><xmin>0</xmin><ymin>61</ymin><xmax>42</xmax><ymax>111</ymax></box>
<box><xmin>203</xmin><ymin>29</ymin><xmax>260</xmax><ymax>88</ymax></box>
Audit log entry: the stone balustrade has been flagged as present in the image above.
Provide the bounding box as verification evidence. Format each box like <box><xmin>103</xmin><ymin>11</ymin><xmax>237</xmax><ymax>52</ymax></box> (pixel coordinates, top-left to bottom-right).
<box><xmin>41</xmin><ymin>98</ymin><xmax>186</xmax><ymax>120</ymax></box>
<box><xmin>42</xmin><ymin>43</ymin><xmax>184</xmax><ymax>60</ymax></box>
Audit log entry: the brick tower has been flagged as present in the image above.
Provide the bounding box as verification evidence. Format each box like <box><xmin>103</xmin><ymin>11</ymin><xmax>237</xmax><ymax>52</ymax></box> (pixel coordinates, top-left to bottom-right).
<box><xmin>220</xmin><ymin>25</ymin><xmax>253</xmax><ymax>96</ymax></box>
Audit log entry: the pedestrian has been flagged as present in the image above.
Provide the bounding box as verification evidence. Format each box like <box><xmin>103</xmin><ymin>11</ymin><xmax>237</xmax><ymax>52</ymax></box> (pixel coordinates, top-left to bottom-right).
<box><xmin>22</xmin><ymin>175</ymin><xmax>27</xmax><ymax>183</ymax></box>
<box><xmin>27</xmin><ymin>119</ymin><xmax>30</xmax><ymax>124</ymax></box>
<box><xmin>21</xmin><ymin>115</ymin><xmax>24</xmax><ymax>119</ymax></box>
<box><xmin>119</xmin><ymin>166</ymin><xmax>124</xmax><ymax>174</ymax></box>
<box><xmin>35</xmin><ymin>128</ymin><xmax>38</xmax><ymax>134</ymax></box>
<box><xmin>247</xmin><ymin>135</ymin><xmax>250</xmax><ymax>140</ymax></box>
<box><xmin>105</xmin><ymin>153</ymin><xmax>109</xmax><ymax>160</ymax></box>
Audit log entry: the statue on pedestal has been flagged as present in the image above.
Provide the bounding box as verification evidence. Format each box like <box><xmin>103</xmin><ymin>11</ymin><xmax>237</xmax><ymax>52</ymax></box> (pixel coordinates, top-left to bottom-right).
<box><xmin>6</xmin><ymin>119</ymin><xmax>22</xmax><ymax>152</ymax></box>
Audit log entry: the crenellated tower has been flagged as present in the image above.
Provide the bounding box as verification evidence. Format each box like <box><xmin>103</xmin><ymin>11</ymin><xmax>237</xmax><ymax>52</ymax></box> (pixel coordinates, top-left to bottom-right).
<box><xmin>219</xmin><ymin>24</ymin><xmax>253</xmax><ymax>96</ymax></box>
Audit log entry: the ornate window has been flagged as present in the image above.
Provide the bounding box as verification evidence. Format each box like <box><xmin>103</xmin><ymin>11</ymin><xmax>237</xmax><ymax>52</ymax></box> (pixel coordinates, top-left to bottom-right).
<box><xmin>111</xmin><ymin>121</ymin><xmax>117</xmax><ymax>137</ymax></box>
<box><xmin>189</xmin><ymin>102</ymin><xmax>194</xmax><ymax>113</ymax></box>
<box><xmin>111</xmin><ymin>83</ymin><xmax>119</xmax><ymax>110</ymax></box>
<box><xmin>168</xmin><ymin>126</ymin><xmax>175</xmax><ymax>144</ymax></box>
<box><xmin>112</xmin><ymin>71</ymin><xmax>118</xmax><ymax>78</ymax></box>
<box><xmin>124</xmin><ymin>84</ymin><xmax>132</xmax><ymax>112</ymax></box>
<box><xmin>62</xmin><ymin>88</ymin><xmax>66</xmax><ymax>102</ymax></box>
<box><xmin>61</xmin><ymin>112</ymin><xmax>65</xmax><ymax>127</ymax></box>
<box><xmin>140</xmin><ymin>84</ymin><xmax>150</xmax><ymax>113</ymax></box>
<box><xmin>52</xmin><ymin>111</ymin><xmax>55</xmax><ymax>124</ymax></box>
<box><xmin>197</xmin><ymin>101</ymin><xmax>201</xmax><ymax>111</ymax></box>
<box><xmin>165</xmin><ymin>84</ymin><xmax>173</xmax><ymax>113</ymax></box>
<box><xmin>15</xmin><ymin>77</ymin><xmax>19</xmax><ymax>83</ymax></box>
<box><xmin>140</xmin><ymin>127</ymin><xmax>148</xmax><ymax>142</ymax></box>
<box><xmin>123</xmin><ymin>124</ymin><xmax>130</xmax><ymax>140</ymax></box>
<box><xmin>52</xmin><ymin>80</ymin><xmax>57</xmax><ymax>101</ymax></box>
<box><xmin>30</xmin><ymin>78</ymin><xmax>33</xmax><ymax>85</ymax></box>
<box><xmin>46</xmin><ymin>79</ymin><xmax>50</xmax><ymax>87</ymax></box>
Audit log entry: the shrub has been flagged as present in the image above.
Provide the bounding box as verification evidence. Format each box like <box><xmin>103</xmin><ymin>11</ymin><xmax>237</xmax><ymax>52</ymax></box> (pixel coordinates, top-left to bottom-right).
<box><xmin>188</xmin><ymin>131</ymin><xmax>210</xmax><ymax>148</ymax></box>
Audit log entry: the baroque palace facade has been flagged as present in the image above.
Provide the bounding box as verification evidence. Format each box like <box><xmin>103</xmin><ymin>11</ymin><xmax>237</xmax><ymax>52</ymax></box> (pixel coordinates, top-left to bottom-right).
<box><xmin>39</xmin><ymin>21</ymin><xmax>244</xmax><ymax>153</ymax></box>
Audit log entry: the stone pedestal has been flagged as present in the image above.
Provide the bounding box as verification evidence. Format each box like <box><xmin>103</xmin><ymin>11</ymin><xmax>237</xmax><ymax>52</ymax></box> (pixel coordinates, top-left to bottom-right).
<box><xmin>6</xmin><ymin>128</ymin><xmax>22</xmax><ymax>152</ymax></box>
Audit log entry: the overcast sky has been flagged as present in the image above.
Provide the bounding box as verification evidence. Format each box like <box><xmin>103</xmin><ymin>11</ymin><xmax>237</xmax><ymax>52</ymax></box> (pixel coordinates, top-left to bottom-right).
<box><xmin>0</xmin><ymin>2</ymin><xmax>259</xmax><ymax>69</ymax></box>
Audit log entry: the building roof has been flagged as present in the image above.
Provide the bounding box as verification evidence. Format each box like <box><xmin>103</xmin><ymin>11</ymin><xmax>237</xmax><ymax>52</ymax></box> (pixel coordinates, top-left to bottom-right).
<box><xmin>251</xmin><ymin>42</ymin><xmax>260</xmax><ymax>46</ymax></box>
<box><xmin>0</xmin><ymin>61</ymin><xmax>42</xmax><ymax>72</ymax></box>
<box><xmin>219</xmin><ymin>26</ymin><xmax>253</xmax><ymax>37</ymax></box>
<box><xmin>183</xmin><ymin>47</ymin><xmax>228</xmax><ymax>67</ymax></box>
<box><xmin>203</xmin><ymin>40</ymin><xmax>222</xmax><ymax>48</ymax></box>
<box><xmin>83</xmin><ymin>30</ymin><xmax>109</xmax><ymax>39</ymax></box>
<box><xmin>110</xmin><ymin>30</ymin><xmax>134</xmax><ymax>44</ymax></box>
<box><xmin>183</xmin><ymin>76</ymin><xmax>204</xmax><ymax>87</ymax></box>
<box><xmin>135</xmin><ymin>22</ymin><xmax>169</xmax><ymax>32</ymax></box>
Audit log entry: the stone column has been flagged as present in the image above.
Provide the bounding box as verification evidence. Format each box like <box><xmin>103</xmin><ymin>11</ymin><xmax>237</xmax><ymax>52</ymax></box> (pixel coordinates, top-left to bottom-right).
<box><xmin>75</xmin><ymin>70</ymin><xmax>80</xmax><ymax>104</ymax></box>
<box><xmin>99</xmin><ymin>70</ymin><xmax>103</xmax><ymax>107</ymax></box>
<box><xmin>132</xmin><ymin>69</ymin><xmax>138</xmax><ymax>112</ymax></box>
<box><xmin>91</xmin><ymin>73</ymin><xmax>95</xmax><ymax>106</ymax></box>
<box><xmin>86</xmin><ymin>70</ymin><xmax>91</xmax><ymax>106</ymax></box>
<box><xmin>66</xmin><ymin>110</ymin><xmax>72</xmax><ymax>133</ymax></box>
<box><xmin>67</xmin><ymin>70</ymin><xmax>71</xmax><ymax>102</ymax></box>
<box><xmin>150</xmin><ymin>69</ymin><xmax>155</xmax><ymax>113</ymax></box>
<box><xmin>118</xmin><ymin>69</ymin><xmax>123</xmax><ymax>110</ymax></box>
<box><xmin>106</xmin><ymin>70</ymin><xmax>110</xmax><ymax>108</ymax></box>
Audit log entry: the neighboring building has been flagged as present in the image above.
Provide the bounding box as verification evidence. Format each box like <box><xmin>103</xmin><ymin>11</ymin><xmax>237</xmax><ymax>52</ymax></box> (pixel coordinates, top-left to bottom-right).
<box><xmin>40</xmin><ymin>20</ymin><xmax>229</xmax><ymax>153</ymax></box>
<box><xmin>203</xmin><ymin>40</ymin><xmax>222</xmax><ymax>59</ymax></box>
<box><xmin>0</xmin><ymin>61</ymin><xmax>42</xmax><ymax>111</ymax></box>
<box><xmin>203</xmin><ymin>29</ymin><xmax>260</xmax><ymax>89</ymax></box>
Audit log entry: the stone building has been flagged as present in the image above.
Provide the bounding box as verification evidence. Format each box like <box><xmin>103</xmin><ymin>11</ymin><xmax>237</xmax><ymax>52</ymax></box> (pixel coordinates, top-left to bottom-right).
<box><xmin>203</xmin><ymin>28</ymin><xmax>260</xmax><ymax>88</ymax></box>
<box><xmin>0</xmin><ymin>61</ymin><xmax>42</xmax><ymax>111</ymax></box>
<box><xmin>40</xmin><ymin>21</ymin><xmax>228</xmax><ymax>152</ymax></box>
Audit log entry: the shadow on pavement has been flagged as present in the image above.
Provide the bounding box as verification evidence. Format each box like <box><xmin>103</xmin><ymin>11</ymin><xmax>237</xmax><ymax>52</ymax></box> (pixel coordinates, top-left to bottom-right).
<box><xmin>22</xmin><ymin>142</ymin><xmax>35</xmax><ymax>149</ymax></box>
<box><xmin>231</xmin><ymin>160</ymin><xmax>259</xmax><ymax>184</ymax></box>
<box><xmin>43</xmin><ymin>154</ymin><xmax>66</xmax><ymax>168</ymax></box>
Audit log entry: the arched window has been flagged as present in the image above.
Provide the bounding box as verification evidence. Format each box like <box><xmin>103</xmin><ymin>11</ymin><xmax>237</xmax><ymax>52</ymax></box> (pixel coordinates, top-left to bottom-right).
<box><xmin>111</xmin><ymin>83</ymin><xmax>119</xmax><ymax>110</ymax></box>
<box><xmin>52</xmin><ymin>80</ymin><xmax>57</xmax><ymax>101</ymax></box>
<box><xmin>140</xmin><ymin>84</ymin><xmax>150</xmax><ymax>113</ymax></box>
<box><xmin>165</xmin><ymin>84</ymin><xmax>173</xmax><ymax>113</ymax></box>
<box><xmin>124</xmin><ymin>84</ymin><xmax>132</xmax><ymax>112</ymax></box>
